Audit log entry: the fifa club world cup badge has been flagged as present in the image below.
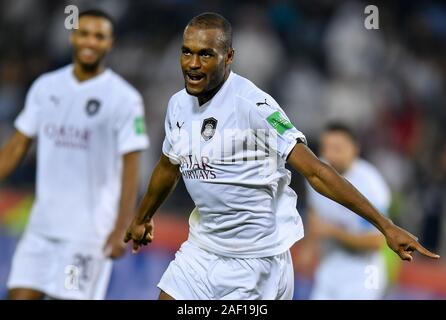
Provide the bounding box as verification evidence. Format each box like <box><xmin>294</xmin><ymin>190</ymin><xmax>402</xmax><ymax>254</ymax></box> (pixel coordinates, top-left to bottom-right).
<box><xmin>85</xmin><ymin>99</ymin><xmax>101</xmax><ymax>116</ymax></box>
<box><xmin>201</xmin><ymin>117</ymin><xmax>218</xmax><ymax>141</ymax></box>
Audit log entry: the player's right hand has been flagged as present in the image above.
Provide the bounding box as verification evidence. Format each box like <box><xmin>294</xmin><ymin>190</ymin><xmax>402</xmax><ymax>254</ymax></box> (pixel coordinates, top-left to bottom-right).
<box><xmin>124</xmin><ymin>218</ymin><xmax>154</xmax><ymax>254</ymax></box>
<box><xmin>384</xmin><ymin>223</ymin><xmax>440</xmax><ymax>261</ymax></box>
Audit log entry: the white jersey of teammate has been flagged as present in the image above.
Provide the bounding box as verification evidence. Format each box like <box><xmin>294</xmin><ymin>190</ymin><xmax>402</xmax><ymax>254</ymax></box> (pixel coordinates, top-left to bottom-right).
<box><xmin>307</xmin><ymin>159</ymin><xmax>391</xmax><ymax>300</ymax></box>
<box><xmin>162</xmin><ymin>71</ymin><xmax>306</xmax><ymax>258</ymax></box>
<box><xmin>14</xmin><ymin>64</ymin><xmax>150</xmax><ymax>244</ymax></box>
<box><xmin>8</xmin><ymin>64</ymin><xmax>149</xmax><ymax>299</ymax></box>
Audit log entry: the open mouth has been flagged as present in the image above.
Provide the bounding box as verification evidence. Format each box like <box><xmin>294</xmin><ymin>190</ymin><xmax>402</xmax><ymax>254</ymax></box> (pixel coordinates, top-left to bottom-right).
<box><xmin>79</xmin><ymin>48</ymin><xmax>98</xmax><ymax>60</ymax></box>
<box><xmin>186</xmin><ymin>72</ymin><xmax>205</xmax><ymax>84</ymax></box>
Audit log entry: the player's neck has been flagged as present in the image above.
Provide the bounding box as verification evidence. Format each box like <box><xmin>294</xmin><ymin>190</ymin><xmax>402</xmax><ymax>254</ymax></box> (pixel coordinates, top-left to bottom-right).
<box><xmin>198</xmin><ymin>84</ymin><xmax>223</xmax><ymax>106</ymax></box>
<box><xmin>73</xmin><ymin>63</ymin><xmax>105</xmax><ymax>82</ymax></box>
<box><xmin>197</xmin><ymin>70</ymin><xmax>231</xmax><ymax>106</ymax></box>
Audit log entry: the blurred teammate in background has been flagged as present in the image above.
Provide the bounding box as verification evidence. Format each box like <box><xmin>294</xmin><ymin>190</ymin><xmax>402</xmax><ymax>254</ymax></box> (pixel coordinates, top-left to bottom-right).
<box><xmin>124</xmin><ymin>12</ymin><xmax>439</xmax><ymax>300</ymax></box>
<box><xmin>299</xmin><ymin>123</ymin><xmax>390</xmax><ymax>299</ymax></box>
<box><xmin>0</xmin><ymin>9</ymin><xmax>149</xmax><ymax>299</ymax></box>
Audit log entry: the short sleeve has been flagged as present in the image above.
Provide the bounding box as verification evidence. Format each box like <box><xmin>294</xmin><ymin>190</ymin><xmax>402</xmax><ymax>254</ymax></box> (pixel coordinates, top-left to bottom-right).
<box><xmin>248</xmin><ymin>99</ymin><xmax>307</xmax><ymax>161</ymax></box>
<box><xmin>14</xmin><ymin>77</ymin><xmax>44</xmax><ymax>137</ymax></box>
<box><xmin>162</xmin><ymin>97</ymin><xmax>181</xmax><ymax>164</ymax></box>
<box><xmin>115</xmin><ymin>94</ymin><xmax>150</xmax><ymax>155</ymax></box>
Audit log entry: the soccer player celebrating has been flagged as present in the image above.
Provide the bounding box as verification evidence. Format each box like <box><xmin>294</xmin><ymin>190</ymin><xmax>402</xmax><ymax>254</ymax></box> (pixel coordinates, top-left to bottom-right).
<box><xmin>302</xmin><ymin>123</ymin><xmax>391</xmax><ymax>299</ymax></box>
<box><xmin>124</xmin><ymin>12</ymin><xmax>439</xmax><ymax>300</ymax></box>
<box><xmin>0</xmin><ymin>10</ymin><xmax>149</xmax><ymax>299</ymax></box>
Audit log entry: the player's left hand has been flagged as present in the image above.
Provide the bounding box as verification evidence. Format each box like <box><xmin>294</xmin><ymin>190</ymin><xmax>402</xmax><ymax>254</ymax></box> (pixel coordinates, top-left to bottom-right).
<box><xmin>123</xmin><ymin>218</ymin><xmax>154</xmax><ymax>254</ymax></box>
<box><xmin>104</xmin><ymin>228</ymin><xmax>128</xmax><ymax>259</ymax></box>
<box><xmin>383</xmin><ymin>223</ymin><xmax>440</xmax><ymax>261</ymax></box>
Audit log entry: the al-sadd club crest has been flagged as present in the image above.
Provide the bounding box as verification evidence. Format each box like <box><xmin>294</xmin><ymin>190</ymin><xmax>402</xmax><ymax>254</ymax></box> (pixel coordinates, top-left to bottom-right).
<box><xmin>85</xmin><ymin>99</ymin><xmax>101</xmax><ymax>116</ymax></box>
<box><xmin>201</xmin><ymin>117</ymin><xmax>218</xmax><ymax>141</ymax></box>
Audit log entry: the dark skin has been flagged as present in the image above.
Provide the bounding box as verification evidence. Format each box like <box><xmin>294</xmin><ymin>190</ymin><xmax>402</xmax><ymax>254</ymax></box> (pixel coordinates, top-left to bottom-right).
<box><xmin>181</xmin><ymin>26</ymin><xmax>234</xmax><ymax>105</ymax></box>
<box><xmin>3</xmin><ymin>16</ymin><xmax>146</xmax><ymax>300</ymax></box>
<box><xmin>297</xmin><ymin>131</ymin><xmax>385</xmax><ymax>276</ymax></box>
<box><xmin>70</xmin><ymin>15</ymin><xmax>113</xmax><ymax>81</ymax></box>
<box><xmin>124</xmin><ymin>26</ymin><xmax>439</xmax><ymax>301</ymax></box>
<box><xmin>288</xmin><ymin>143</ymin><xmax>439</xmax><ymax>260</ymax></box>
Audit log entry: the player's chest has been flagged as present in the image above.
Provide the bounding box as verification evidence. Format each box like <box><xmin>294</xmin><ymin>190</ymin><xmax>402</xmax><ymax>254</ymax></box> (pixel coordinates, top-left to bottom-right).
<box><xmin>171</xmin><ymin>112</ymin><xmax>235</xmax><ymax>152</ymax></box>
<box><xmin>172</xmin><ymin>112</ymin><xmax>269</xmax><ymax>175</ymax></box>
<box><xmin>38</xmin><ymin>89</ymin><xmax>113</xmax><ymax>128</ymax></box>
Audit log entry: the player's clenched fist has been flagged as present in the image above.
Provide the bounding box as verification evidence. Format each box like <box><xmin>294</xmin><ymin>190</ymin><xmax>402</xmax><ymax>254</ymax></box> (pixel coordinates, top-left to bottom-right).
<box><xmin>124</xmin><ymin>219</ymin><xmax>154</xmax><ymax>253</ymax></box>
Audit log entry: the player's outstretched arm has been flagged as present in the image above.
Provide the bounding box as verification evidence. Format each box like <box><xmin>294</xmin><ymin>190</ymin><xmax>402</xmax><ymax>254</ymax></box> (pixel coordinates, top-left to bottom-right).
<box><xmin>124</xmin><ymin>154</ymin><xmax>180</xmax><ymax>253</ymax></box>
<box><xmin>0</xmin><ymin>131</ymin><xmax>32</xmax><ymax>181</ymax></box>
<box><xmin>287</xmin><ymin>142</ymin><xmax>440</xmax><ymax>262</ymax></box>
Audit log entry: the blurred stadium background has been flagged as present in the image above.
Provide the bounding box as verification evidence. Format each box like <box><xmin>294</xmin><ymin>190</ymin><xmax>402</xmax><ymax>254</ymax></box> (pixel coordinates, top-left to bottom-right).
<box><xmin>0</xmin><ymin>0</ymin><xmax>445</xmax><ymax>299</ymax></box>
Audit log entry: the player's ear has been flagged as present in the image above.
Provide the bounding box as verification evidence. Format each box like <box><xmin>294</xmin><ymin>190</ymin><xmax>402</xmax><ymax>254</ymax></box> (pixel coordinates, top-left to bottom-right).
<box><xmin>225</xmin><ymin>48</ymin><xmax>234</xmax><ymax>65</ymax></box>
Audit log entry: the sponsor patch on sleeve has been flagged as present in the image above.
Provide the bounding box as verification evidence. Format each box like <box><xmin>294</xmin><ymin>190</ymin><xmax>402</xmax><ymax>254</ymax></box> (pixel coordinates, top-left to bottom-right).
<box><xmin>266</xmin><ymin>111</ymin><xmax>294</xmax><ymax>134</ymax></box>
<box><xmin>134</xmin><ymin>117</ymin><xmax>146</xmax><ymax>135</ymax></box>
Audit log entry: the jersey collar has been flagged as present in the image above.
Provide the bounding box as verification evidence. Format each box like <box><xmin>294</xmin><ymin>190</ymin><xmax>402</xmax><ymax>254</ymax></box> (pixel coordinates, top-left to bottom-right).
<box><xmin>67</xmin><ymin>64</ymin><xmax>111</xmax><ymax>90</ymax></box>
<box><xmin>190</xmin><ymin>71</ymin><xmax>235</xmax><ymax>110</ymax></box>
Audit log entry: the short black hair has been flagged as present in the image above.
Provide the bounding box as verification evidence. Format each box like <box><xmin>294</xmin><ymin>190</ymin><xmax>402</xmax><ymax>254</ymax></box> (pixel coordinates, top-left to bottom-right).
<box><xmin>324</xmin><ymin>122</ymin><xmax>358</xmax><ymax>144</ymax></box>
<box><xmin>186</xmin><ymin>12</ymin><xmax>232</xmax><ymax>51</ymax></box>
<box><xmin>78</xmin><ymin>9</ymin><xmax>115</xmax><ymax>30</ymax></box>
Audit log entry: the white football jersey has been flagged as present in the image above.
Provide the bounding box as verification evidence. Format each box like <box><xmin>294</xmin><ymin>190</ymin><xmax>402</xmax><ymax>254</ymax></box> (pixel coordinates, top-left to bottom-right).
<box><xmin>162</xmin><ymin>72</ymin><xmax>306</xmax><ymax>258</ymax></box>
<box><xmin>15</xmin><ymin>64</ymin><xmax>149</xmax><ymax>244</ymax></box>
<box><xmin>307</xmin><ymin>159</ymin><xmax>391</xmax><ymax>234</ymax></box>
<box><xmin>307</xmin><ymin>159</ymin><xmax>391</xmax><ymax>296</ymax></box>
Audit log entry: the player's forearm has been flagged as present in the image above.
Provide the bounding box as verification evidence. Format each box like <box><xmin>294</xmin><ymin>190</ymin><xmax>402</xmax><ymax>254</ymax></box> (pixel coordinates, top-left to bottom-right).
<box><xmin>304</xmin><ymin>208</ymin><xmax>322</xmax><ymax>242</ymax></box>
<box><xmin>114</xmin><ymin>152</ymin><xmax>141</xmax><ymax>232</ymax></box>
<box><xmin>134</xmin><ymin>156</ymin><xmax>180</xmax><ymax>224</ymax></box>
<box><xmin>331</xmin><ymin>228</ymin><xmax>386</xmax><ymax>251</ymax></box>
<box><xmin>0</xmin><ymin>133</ymin><xmax>31</xmax><ymax>180</ymax></box>
<box><xmin>0</xmin><ymin>151</ymin><xmax>19</xmax><ymax>180</ymax></box>
<box><xmin>307</xmin><ymin>162</ymin><xmax>393</xmax><ymax>235</ymax></box>
<box><xmin>306</xmin><ymin>208</ymin><xmax>382</xmax><ymax>251</ymax></box>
